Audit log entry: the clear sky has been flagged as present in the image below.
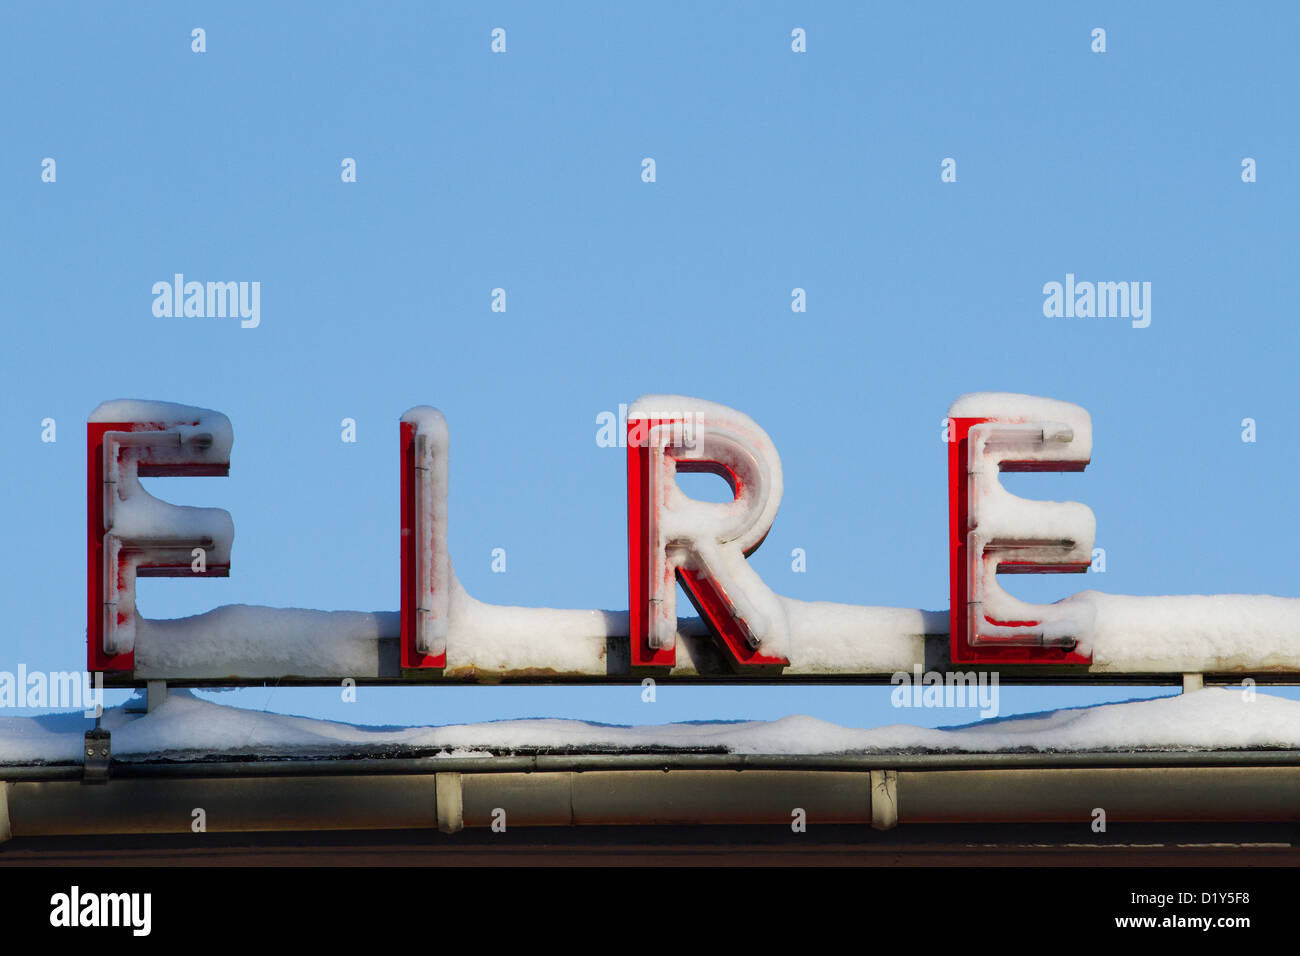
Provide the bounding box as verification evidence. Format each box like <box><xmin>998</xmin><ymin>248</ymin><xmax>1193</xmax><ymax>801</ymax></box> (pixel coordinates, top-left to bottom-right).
<box><xmin>2</xmin><ymin>2</ymin><xmax>1296</xmax><ymax>731</ymax></box>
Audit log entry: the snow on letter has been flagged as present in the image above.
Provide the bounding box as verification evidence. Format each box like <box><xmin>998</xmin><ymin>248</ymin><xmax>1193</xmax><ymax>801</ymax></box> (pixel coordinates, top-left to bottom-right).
<box><xmin>87</xmin><ymin>401</ymin><xmax>234</xmax><ymax>669</ymax></box>
<box><xmin>947</xmin><ymin>393</ymin><xmax>1096</xmax><ymax>663</ymax></box>
<box><xmin>627</xmin><ymin>396</ymin><xmax>790</xmax><ymax>669</ymax></box>
<box><xmin>400</xmin><ymin>407</ymin><xmax>451</xmax><ymax>667</ymax></box>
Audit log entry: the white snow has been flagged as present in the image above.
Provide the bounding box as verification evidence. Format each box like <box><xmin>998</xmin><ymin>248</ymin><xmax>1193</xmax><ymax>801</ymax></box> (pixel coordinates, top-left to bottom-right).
<box><xmin>1083</xmin><ymin>592</ymin><xmax>1300</xmax><ymax>673</ymax></box>
<box><xmin>1</xmin><ymin>688</ymin><xmax>1298</xmax><ymax>766</ymax></box>
<box><xmin>135</xmin><ymin>606</ymin><xmax>398</xmax><ymax>679</ymax></box>
<box><xmin>0</xmin><ymin>712</ymin><xmax>91</xmax><ymax>765</ymax></box>
<box><xmin>776</xmin><ymin>598</ymin><xmax>942</xmax><ymax>673</ymax></box>
<box><xmin>90</xmin><ymin>399</ymin><xmax>234</xmax><ymax>460</ymax></box>
<box><xmin>443</xmin><ymin>574</ymin><xmax>630</xmax><ymax>676</ymax></box>
<box><xmin>954</xmin><ymin>393</ymin><xmax>1096</xmax><ymax>650</ymax></box>
<box><xmin>128</xmin><ymin>575</ymin><xmax>1300</xmax><ymax>679</ymax></box>
<box><xmin>401</xmin><ymin>405</ymin><xmax>451</xmax><ymax>656</ymax></box>
<box><xmin>635</xmin><ymin>396</ymin><xmax>789</xmax><ymax>657</ymax></box>
<box><xmin>131</xmin><ymin>571</ymin><xmax>947</xmax><ymax>679</ymax></box>
<box><xmin>93</xmin><ymin>400</ymin><xmax>236</xmax><ymax>657</ymax></box>
<box><xmin>948</xmin><ymin>392</ymin><xmax>1093</xmax><ymax>440</ymax></box>
<box><xmin>628</xmin><ymin>394</ymin><xmax>735</xmax><ymax>422</ymax></box>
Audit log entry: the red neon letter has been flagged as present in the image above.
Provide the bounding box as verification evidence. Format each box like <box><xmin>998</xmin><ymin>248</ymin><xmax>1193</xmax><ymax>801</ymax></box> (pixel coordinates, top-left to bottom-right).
<box><xmin>400</xmin><ymin>407</ymin><xmax>450</xmax><ymax>669</ymax></box>
<box><xmin>947</xmin><ymin>393</ymin><xmax>1095</xmax><ymax>665</ymax></box>
<box><xmin>627</xmin><ymin>396</ymin><xmax>789</xmax><ymax>670</ymax></box>
<box><xmin>87</xmin><ymin>401</ymin><xmax>233</xmax><ymax>672</ymax></box>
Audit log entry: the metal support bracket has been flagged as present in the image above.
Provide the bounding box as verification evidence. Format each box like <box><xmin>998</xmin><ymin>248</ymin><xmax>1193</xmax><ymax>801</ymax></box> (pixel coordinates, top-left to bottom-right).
<box><xmin>147</xmin><ymin>680</ymin><xmax>168</xmax><ymax>713</ymax></box>
<box><xmin>83</xmin><ymin>728</ymin><xmax>111</xmax><ymax>784</ymax></box>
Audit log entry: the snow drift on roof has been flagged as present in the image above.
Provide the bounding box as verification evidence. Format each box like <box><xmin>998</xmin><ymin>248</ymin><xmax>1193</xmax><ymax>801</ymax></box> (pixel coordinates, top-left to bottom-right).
<box><xmin>1</xmin><ymin>688</ymin><xmax>1297</xmax><ymax>765</ymax></box>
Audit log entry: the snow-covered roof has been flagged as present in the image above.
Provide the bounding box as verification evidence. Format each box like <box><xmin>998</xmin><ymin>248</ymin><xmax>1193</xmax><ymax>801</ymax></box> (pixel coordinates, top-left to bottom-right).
<box><xmin>2</xmin><ymin>688</ymin><xmax>1297</xmax><ymax>766</ymax></box>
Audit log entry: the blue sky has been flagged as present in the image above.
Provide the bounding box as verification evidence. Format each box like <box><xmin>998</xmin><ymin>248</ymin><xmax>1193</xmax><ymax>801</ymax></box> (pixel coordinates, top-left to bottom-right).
<box><xmin>2</xmin><ymin>2</ymin><xmax>1296</xmax><ymax>730</ymax></box>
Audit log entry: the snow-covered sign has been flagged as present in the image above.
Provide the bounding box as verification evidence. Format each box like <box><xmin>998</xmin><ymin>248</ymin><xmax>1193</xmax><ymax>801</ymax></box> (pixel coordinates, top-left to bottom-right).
<box><xmin>87</xmin><ymin>401</ymin><xmax>234</xmax><ymax>672</ymax></box>
<box><xmin>86</xmin><ymin>395</ymin><xmax>1300</xmax><ymax>682</ymax></box>
<box><xmin>947</xmin><ymin>394</ymin><xmax>1095</xmax><ymax>666</ymax></box>
<box><xmin>625</xmin><ymin>397</ymin><xmax>790</xmax><ymax>670</ymax></box>
<box><xmin>400</xmin><ymin>407</ymin><xmax>450</xmax><ymax>669</ymax></box>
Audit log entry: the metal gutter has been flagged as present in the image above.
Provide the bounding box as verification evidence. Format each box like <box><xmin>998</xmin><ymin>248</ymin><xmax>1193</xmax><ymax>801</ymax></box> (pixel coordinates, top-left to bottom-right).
<box><xmin>4</xmin><ymin>748</ymin><xmax>1300</xmax><ymax>781</ymax></box>
<box><xmin>1</xmin><ymin>752</ymin><xmax>1297</xmax><ymax>840</ymax></box>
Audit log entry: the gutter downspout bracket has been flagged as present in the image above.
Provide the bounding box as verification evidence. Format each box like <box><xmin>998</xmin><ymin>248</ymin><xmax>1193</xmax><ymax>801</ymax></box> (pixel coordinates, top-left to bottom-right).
<box><xmin>435</xmin><ymin>773</ymin><xmax>463</xmax><ymax>833</ymax></box>
<box><xmin>870</xmin><ymin>769</ymin><xmax>898</xmax><ymax>830</ymax></box>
